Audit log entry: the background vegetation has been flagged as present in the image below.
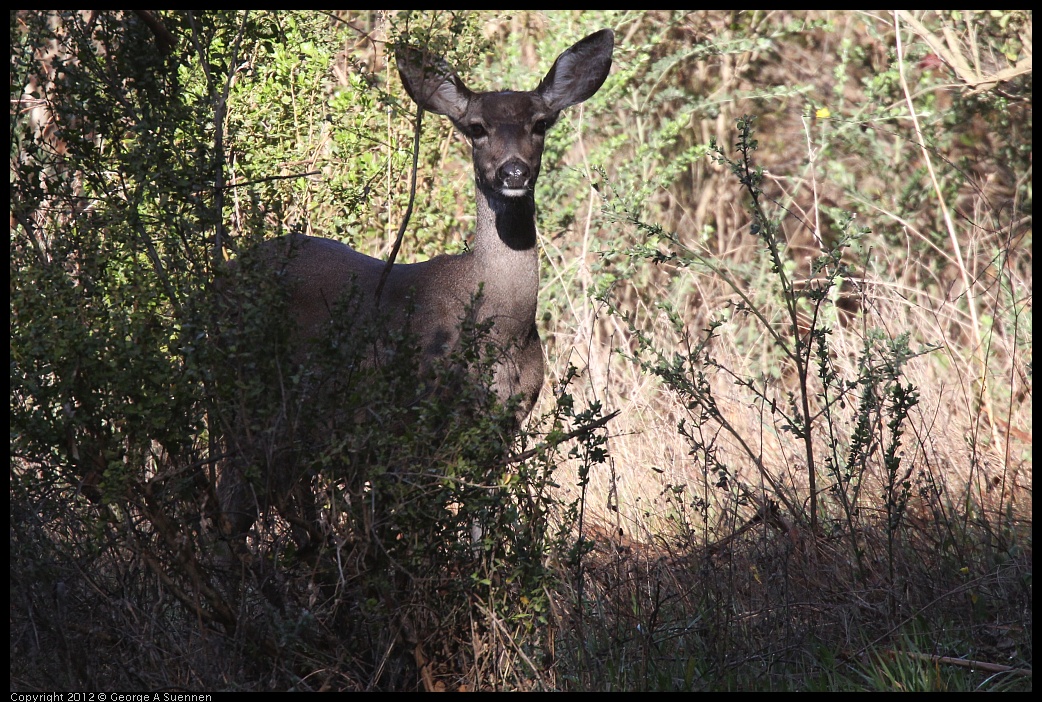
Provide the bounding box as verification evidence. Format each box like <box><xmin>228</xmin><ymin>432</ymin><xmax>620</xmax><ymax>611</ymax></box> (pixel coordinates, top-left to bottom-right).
<box><xmin>10</xmin><ymin>10</ymin><xmax>1031</xmax><ymax>691</ymax></box>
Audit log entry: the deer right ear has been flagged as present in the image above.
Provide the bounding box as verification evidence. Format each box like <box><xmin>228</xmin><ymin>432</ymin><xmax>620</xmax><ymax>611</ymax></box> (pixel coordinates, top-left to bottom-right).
<box><xmin>396</xmin><ymin>45</ymin><xmax>472</xmax><ymax>120</ymax></box>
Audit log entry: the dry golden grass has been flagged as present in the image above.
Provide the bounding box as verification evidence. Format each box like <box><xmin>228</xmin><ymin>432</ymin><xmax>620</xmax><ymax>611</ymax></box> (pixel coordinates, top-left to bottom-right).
<box><xmin>539</xmin><ymin>8</ymin><xmax>1031</xmax><ymax>543</ymax></box>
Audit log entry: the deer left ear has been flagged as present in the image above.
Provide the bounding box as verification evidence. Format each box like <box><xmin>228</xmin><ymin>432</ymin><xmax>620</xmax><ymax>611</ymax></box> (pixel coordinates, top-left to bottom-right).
<box><xmin>535</xmin><ymin>29</ymin><xmax>614</xmax><ymax>112</ymax></box>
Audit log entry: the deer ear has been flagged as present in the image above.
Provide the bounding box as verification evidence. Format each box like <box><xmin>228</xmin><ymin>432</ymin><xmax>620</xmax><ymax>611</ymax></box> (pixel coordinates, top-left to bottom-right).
<box><xmin>396</xmin><ymin>45</ymin><xmax>473</xmax><ymax>120</ymax></box>
<box><xmin>535</xmin><ymin>29</ymin><xmax>614</xmax><ymax>112</ymax></box>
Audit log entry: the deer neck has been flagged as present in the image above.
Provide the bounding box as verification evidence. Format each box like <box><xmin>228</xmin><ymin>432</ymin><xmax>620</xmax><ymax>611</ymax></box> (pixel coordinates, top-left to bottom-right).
<box><xmin>469</xmin><ymin>184</ymin><xmax>540</xmax><ymax>320</ymax></box>
<box><xmin>473</xmin><ymin>185</ymin><xmax>539</xmax><ymax>271</ymax></box>
<box><xmin>474</xmin><ymin>183</ymin><xmax>537</xmax><ymax>251</ymax></box>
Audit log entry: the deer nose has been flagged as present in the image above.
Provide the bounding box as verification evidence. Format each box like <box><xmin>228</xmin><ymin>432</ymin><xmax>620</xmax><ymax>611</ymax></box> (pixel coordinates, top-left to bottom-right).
<box><xmin>497</xmin><ymin>160</ymin><xmax>531</xmax><ymax>190</ymax></box>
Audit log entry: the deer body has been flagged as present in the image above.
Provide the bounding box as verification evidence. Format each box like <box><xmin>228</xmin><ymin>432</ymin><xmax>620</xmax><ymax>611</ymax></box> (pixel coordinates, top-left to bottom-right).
<box><xmin>219</xmin><ymin>29</ymin><xmax>614</xmax><ymax>544</ymax></box>
<box><xmin>264</xmin><ymin>188</ymin><xmax>543</xmax><ymax>418</ymax></box>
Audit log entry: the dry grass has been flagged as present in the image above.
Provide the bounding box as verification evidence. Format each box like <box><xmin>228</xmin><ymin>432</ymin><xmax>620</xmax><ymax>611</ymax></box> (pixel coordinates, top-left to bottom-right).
<box><xmin>530</xmin><ymin>9</ymin><xmax>1031</xmax><ymax>690</ymax></box>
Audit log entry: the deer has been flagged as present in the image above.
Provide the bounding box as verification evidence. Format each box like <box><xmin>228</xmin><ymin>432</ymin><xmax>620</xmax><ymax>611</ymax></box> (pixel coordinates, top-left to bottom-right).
<box><xmin>216</xmin><ymin>29</ymin><xmax>615</xmax><ymax>551</ymax></box>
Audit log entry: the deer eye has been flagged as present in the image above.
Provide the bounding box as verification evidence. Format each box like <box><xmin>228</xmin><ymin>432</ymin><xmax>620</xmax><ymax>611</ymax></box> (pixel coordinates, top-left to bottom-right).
<box><xmin>468</xmin><ymin>123</ymin><xmax>487</xmax><ymax>139</ymax></box>
<box><xmin>532</xmin><ymin>119</ymin><xmax>549</xmax><ymax>136</ymax></box>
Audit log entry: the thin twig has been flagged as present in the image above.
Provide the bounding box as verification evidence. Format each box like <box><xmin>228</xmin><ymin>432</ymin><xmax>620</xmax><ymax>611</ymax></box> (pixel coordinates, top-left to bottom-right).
<box><xmin>189</xmin><ymin>10</ymin><xmax>250</xmax><ymax>269</ymax></box>
<box><xmin>500</xmin><ymin>410</ymin><xmax>620</xmax><ymax>466</ymax></box>
<box><xmin>893</xmin><ymin>12</ymin><xmax>1001</xmax><ymax>458</ymax></box>
<box><xmin>884</xmin><ymin>649</ymin><xmax>1032</xmax><ymax>678</ymax></box>
<box><xmin>222</xmin><ymin>170</ymin><xmax>321</xmax><ymax>190</ymax></box>
<box><xmin>375</xmin><ymin>103</ymin><xmax>423</xmax><ymax>305</ymax></box>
